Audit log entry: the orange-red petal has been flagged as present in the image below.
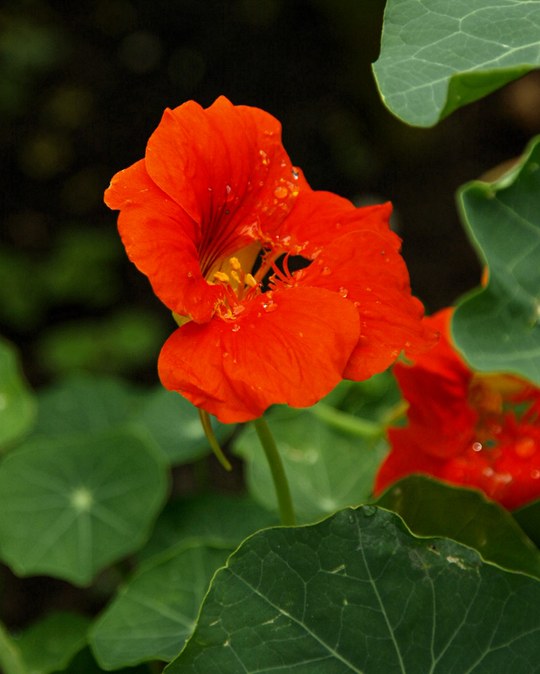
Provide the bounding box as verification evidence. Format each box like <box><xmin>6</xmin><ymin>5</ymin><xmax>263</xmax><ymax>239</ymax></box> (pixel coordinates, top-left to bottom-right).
<box><xmin>158</xmin><ymin>286</ymin><xmax>360</xmax><ymax>423</ymax></box>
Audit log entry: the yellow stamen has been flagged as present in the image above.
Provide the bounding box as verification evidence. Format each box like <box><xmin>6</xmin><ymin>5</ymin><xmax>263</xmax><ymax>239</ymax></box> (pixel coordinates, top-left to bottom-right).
<box><xmin>229</xmin><ymin>257</ymin><xmax>242</xmax><ymax>271</ymax></box>
<box><xmin>213</xmin><ymin>271</ymin><xmax>230</xmax><ymax>283</ymax></box>
<box><xmin>245</xmin><ymin>273</ymin><xmax>257</xmax><ymax>288</ymax></box>
<box><xmin>230</xmin><ymin>270</ymin><xmax>241</xmax><ymax>285</ymax></box>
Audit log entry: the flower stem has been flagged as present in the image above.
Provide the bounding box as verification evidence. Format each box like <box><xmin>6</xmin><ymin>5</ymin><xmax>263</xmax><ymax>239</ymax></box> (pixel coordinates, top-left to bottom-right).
<box><xmin>199</xmin><ymin>409</ymin><xmax>232</xmax><ymax>471</ymax></box>
<box><xmin>253</xmin><ymin>416</ymin><xmax>296</xmax><ymax>526</ymax></box>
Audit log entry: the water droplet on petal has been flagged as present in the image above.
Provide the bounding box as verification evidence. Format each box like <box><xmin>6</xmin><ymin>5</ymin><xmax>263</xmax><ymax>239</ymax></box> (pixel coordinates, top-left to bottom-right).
<box><xmin>187</xmin><ymin>271</ymin><xmax>193</xmax><ymax>278</ymax></box>
<box><xmin>339</xmin><ymin>286</ymin><xmax>348</xmax><ymax>298</ymax></box>
<box><xmin>231</xmin><ymin>324</ymin><xmax>240</xmax><ymax>332</ymax></box>
<box><xmin>291</xmin><ymin>168</ymin><xmax>299</xmax><ymax>180</ymax></box>
<box><xmin>259</xmin><ymin>149</ymin><xmax>270</xmax><ymax>166</ymax></box>
<box><xmin>515</xmin><ymin>437</ymin><xmax>536</xmax><ymax>458</ymax></box>
<box><xmin>321</xmin><ymin>266</ymin><xmax>331</xmax><ymax>276</ymax></box>
<box><xmin>225</xmin><ymin>184</ymin><xmax>232</xmax><ymax>195</ymax></box>
<box><xmin>472</xmin><ymin>442</ymin><xmax>483</xmax><ymax>452</ymax></box>
<box><xmin>274</xmin><ymin>185</ymin><xmax>288</xmax><ymax>199</ymax></box>
<box><xmin>531</xmin><ymin>470</ymin><xmax>540</xmax><ymax>479</ymax></box>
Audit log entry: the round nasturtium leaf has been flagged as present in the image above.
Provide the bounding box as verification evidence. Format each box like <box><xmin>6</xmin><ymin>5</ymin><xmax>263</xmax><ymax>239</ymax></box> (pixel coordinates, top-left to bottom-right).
<box><xmin>0</xmin><ymin>430</ymin><xmax>169</xmax><ymax>585</ymax></box>
<box><xmin>0</xmin><ymin>338</ymin><xmax>35</xmax><ymax>450</ymax></box>
<box><xmin>453</xmin><ymin>135</ymin><xmax>540</xmax><ymax>384</ymax></box>
<box><xmin>166</xmin><ymin>506</ymin><xmax>540</xmax><ymax>673</ymax></box>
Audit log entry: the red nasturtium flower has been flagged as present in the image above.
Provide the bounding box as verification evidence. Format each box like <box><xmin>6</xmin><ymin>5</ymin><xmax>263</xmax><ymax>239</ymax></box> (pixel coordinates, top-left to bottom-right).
<box><xmin>375</xmin><ymin>308</ymin><xmax>540</xmax><ymax>509</ymax></box>
<box><xmin>105</xmin><ymin>96</ymin><xmax>433</xmax><ymax>423</ymax></box>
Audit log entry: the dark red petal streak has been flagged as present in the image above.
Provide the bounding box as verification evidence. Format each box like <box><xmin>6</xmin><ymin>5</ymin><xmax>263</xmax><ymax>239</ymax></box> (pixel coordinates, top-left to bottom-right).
<box><xmin>105</xmin><ymin>159</ymin><xmax>222</xmax><ymax>321</ymax></box>
<box><xmin>144</xmin><ymin>97</ymin><xmax>309</xmax><ymax>274</ymax></box>
<box><xmin>158</xmin><ymin>286</ymin><xmax>360</xmax><ymax>423</ymax></box>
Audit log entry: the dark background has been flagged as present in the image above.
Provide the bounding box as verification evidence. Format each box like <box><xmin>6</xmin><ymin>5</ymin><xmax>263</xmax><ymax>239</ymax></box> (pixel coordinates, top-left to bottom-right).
<box><xmin>2</xmin><ymin>0</ymin><xmax>539</xmax><ymax>387</ymax></box>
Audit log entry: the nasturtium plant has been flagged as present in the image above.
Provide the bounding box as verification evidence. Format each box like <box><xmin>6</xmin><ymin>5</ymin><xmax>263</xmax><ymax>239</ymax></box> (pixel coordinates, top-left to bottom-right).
<box><xmin>373</xmin><ymin>0</ymin><xmax>540</xmax><ymax>127</ymax></box>
<box><xmin>453</xmin><ymin>135</ymin><xmax>540</xmax><ymax>385</ymax></box>
<box><xmin>3</xmin><ymin>2</ymin><xmax>540</xmax><ymax>672</ymax></box>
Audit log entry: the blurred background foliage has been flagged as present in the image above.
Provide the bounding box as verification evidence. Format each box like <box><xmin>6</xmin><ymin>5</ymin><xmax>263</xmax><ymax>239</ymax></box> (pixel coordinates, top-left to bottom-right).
<box><xmin>3</xmin><ymin>0</ymin><xmax>540</xmax><ymax>388</ymax></box>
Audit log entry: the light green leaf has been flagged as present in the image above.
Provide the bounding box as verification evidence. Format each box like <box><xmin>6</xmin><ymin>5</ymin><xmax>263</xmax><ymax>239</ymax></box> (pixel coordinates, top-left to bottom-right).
<box><xmin>373</xmin><ymin>0</ymin><xmax>540</xmax><ymax>127</ymax></box>
<box><xmin>235</xmin><ymin>407</ymin><xmax>387</xmax><ymax>522</ymax></box>
<box><xmin>0</xmin><ymin>622</ymin><xmax>26</xmax><ymax>674</ymax></box>
<box><xmin>139</xmin><ymin>493</ymin><xmax>277</xmax><ymax>562</ymax></box>
<box><xmin>15</xmin><ymin>611</ymin><xmax>90</xmax><ymax>674</ymax></box>
<box><xmin>90</xmin><ymin>542</ymin><xmax>231</xmax><ymax>669</ymax></box>
<box><xmin>0</xmin><ymin>338</ymin><xmax>35</xmax><ymax>450</ymax></box>
<box><xmin>167</xmin><ymin>506</ymin><xmax>540</xmax><ymax>673</ymax></box>
<box><xmin>33</xmin><ymin>373</ymin><xmax>225</xmax><ymax>464</ymax></box>
<box><xmin>453</xmin><ymin>135</ymin><xmax>540</xmax><ymax>383</ymax></box>
<box><xmin>0</xmin><ymin>430</ymin><xmax>168</xmax><ymax>585</ymax></box>
<box><xmin>375</xmin><ymin>475</ymin><xmax>540</xmax><ymax>578</ymax></box>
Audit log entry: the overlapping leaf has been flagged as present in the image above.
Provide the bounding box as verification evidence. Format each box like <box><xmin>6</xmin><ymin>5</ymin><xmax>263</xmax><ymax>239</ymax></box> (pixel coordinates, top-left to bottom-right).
<box><xmin>167</xmin><ymin>506</ymin><xmax>540</xmax><ymax>673</ymax></box>
<box><xmin>453</xmin><ymin>136</ymin><xmax>540</xmax><ymax>383</ymax></box>
<box><xmin>375</xmin><ymin>475</ymin><xmax>540</xmax><ymax>578</ymax></box>
<box><xmin>373</xmin><ymin>0</ymin><xmax>540</xmax><ymax>127</ymax></box>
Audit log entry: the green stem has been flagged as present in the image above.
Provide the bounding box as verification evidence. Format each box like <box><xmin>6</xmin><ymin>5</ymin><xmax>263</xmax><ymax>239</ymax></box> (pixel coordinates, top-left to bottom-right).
<box><xmin>199</xmin><ymin>409</ymin><xmax>232</xmax><ymax>471</ymax></box>
<box><xmin>253</xmin><ymin>416</ymin><xmax>296</xmax><ymax>526</ymax></box>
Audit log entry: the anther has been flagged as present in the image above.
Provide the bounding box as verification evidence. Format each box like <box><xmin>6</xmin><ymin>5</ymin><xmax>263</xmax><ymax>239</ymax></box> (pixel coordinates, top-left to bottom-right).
<box><xmin>245</xmin><ymin>273</ymin><xmax>257</xmax><ymax>288</ymax></box>
<box><xmin>214</xmin><ymin>271</ymin><xmax>230</xmax><ymax>283</ymax></box>
<box><xmin>229</xmin><ymin>257</ymin><xmax>242</xmax><ymax>271</ymax></box>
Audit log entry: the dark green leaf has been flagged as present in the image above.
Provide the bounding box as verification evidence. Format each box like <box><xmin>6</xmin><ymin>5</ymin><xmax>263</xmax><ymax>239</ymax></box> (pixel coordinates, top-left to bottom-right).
<box><xmin>167</xmin><ymin>506</ymin><xmax>540</xmax><ymax>673</ymax></box>
<box><xmin>90</xmin><ymin>542</ymin><xmax>231</xmax><ymax>668</ymax></box>
<box><xmin>0</xmin><ymin>338</ymin><xmax>35</xmax><ymax>450</ymax></box>
<box><xmin>0</xmin><ymin>430</ymin><xmax>168</xmax><ymax>585</ymax></box>
<box><xmin>513</xmin><ymin>498</ymin><xmax>540</xmax><ymax>548</ymax></box>
<box><xmin>375</xmin><ymin>475</ymin><xmax>540</xmax><ymax>578</ymax></box>
<box><xmin>373</xmin><ymin>0</ymin><xmax>540</xmax><ymax>127</ymax></box>
<box><xmin>139</xmin><ymin>493</ymin><xmax>277</xmax><ymax>562</ymax></box>
<box><xmin>453</xmin><ymin>136</ymin><xmax>540</xmax><ymax>383</ymax></box>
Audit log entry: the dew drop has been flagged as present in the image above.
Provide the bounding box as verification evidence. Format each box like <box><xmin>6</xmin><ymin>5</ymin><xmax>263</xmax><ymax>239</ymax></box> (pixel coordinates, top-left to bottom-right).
<box><xmin>362</xmin><ymin>505</ymin><xmax>377</xmax><ymax>518</ymax></box>
<box><xmin>515</xmin><ymin>437</ymin><xmax>536</xmax><ymax>458</ymax></box>
<box><xmin>262</xmin><ymin>301</ymin><xmax>278</xmax><ymax>313</ymax></box>
<box><xmin>274</xmin><ymin>185</ymin><xmax>288</xmax><ymax>199</ymax></box>
<box><xmin>187</xmin><ymin>271</ymin><xmax>193</xmax><ymax>278</ymax></box>
<box><xmin>321</xmin><ymin>266</ymin><xmax>331</xmax><ymax>276</ymax></box>
<box><xmin>531</xmin><ymin>470</ymin><xmax>540</xmax><ymax>479</ymax></box>
<box><xmin>365</xmin><ymin>286</ymin><xmax>372</xmax><ymax>292</ymax></box>
<box><xmin>231</xmin><ymin>324</ymin><xmax>240</xmax><ymax>332</ymax></box>
<box><xmin>259</xmin><ymin>149</ymin><xmax>270</xmax><ymax>166</ymax></box>
<box><xmin>339</xmin><ymin>286</ymin><xmax>348</xmax><ymax>298</ymax></box>
<box><xmin>404</xmin><ymin>340</ymin><xmax>411</xmax><ymax>348</ymax></box>
<box><xmin>225</xmin><ymin>184</ymin><xmax>232</xmax><ymax>195</ymax></box>
<box><xmin>291</xmin><ymin>167</ymin><xmax>299</xmax><ymax>180</ymax></box>
<box><xmin>472</xmin><ymin>442</ymin><xmax>483</xmax><ymax>452</ymax></box>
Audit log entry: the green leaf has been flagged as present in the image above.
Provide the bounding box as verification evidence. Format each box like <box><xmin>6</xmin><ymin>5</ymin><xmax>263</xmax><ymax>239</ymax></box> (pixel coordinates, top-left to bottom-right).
<box><xmin>235</xmin><ymin>407</ymin><xmax>387</xmax><ymax>522</ymax></box>
<box><xmin>90</xmin><ymin>542</ymin><xmax>231</xmax><ymax>669</ymax></box>
<box><xmin>0</xmin><ymin>622</ymin><xmax>26</xmax><ymax>674</ymax></box>
<box><xmin>453</xmin><ymin>135</ymin><xmax>540</xmax><ymax>383</ymax></box>
<box><xmin>0</xmin><ymin>338</ymin><xmax>35</xmax><ymax>450</ymax></box>
<box><xmin>375</xmin><ymin>475</ymin><xmax>540</xmax><ymax>578</ymax></box>
<box><xmin>33</xmin><ymin>373</ymin><xmax>224</xmax><ymax>465</ymax></box>
<box><xmin>513</xmin><ymin>498</ymin><xmax>540</xmax><ymax>548</ymax></box>
<box><xmin>139</xmin><ymin>493</ymin><xmax>277</xmax><ymax>562</ymax></box>
<box><xmin>15</xmin><ymin>611</ymin><xmax>90</xmax><ymax>674</ymax></box>
<box><xmin>373</xmin><ymin>0</ymin><xmax>540</xmax><ymax>127</ymax></box>
<box><xmin>167</xmin><ymin>506</ymin><xmax>540</xmax><ymax>673</ymax></box>
<box><xmin>0</xmin><ymin>430</ymin><xmax>168</xmax><ymax>585</ymax></box>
